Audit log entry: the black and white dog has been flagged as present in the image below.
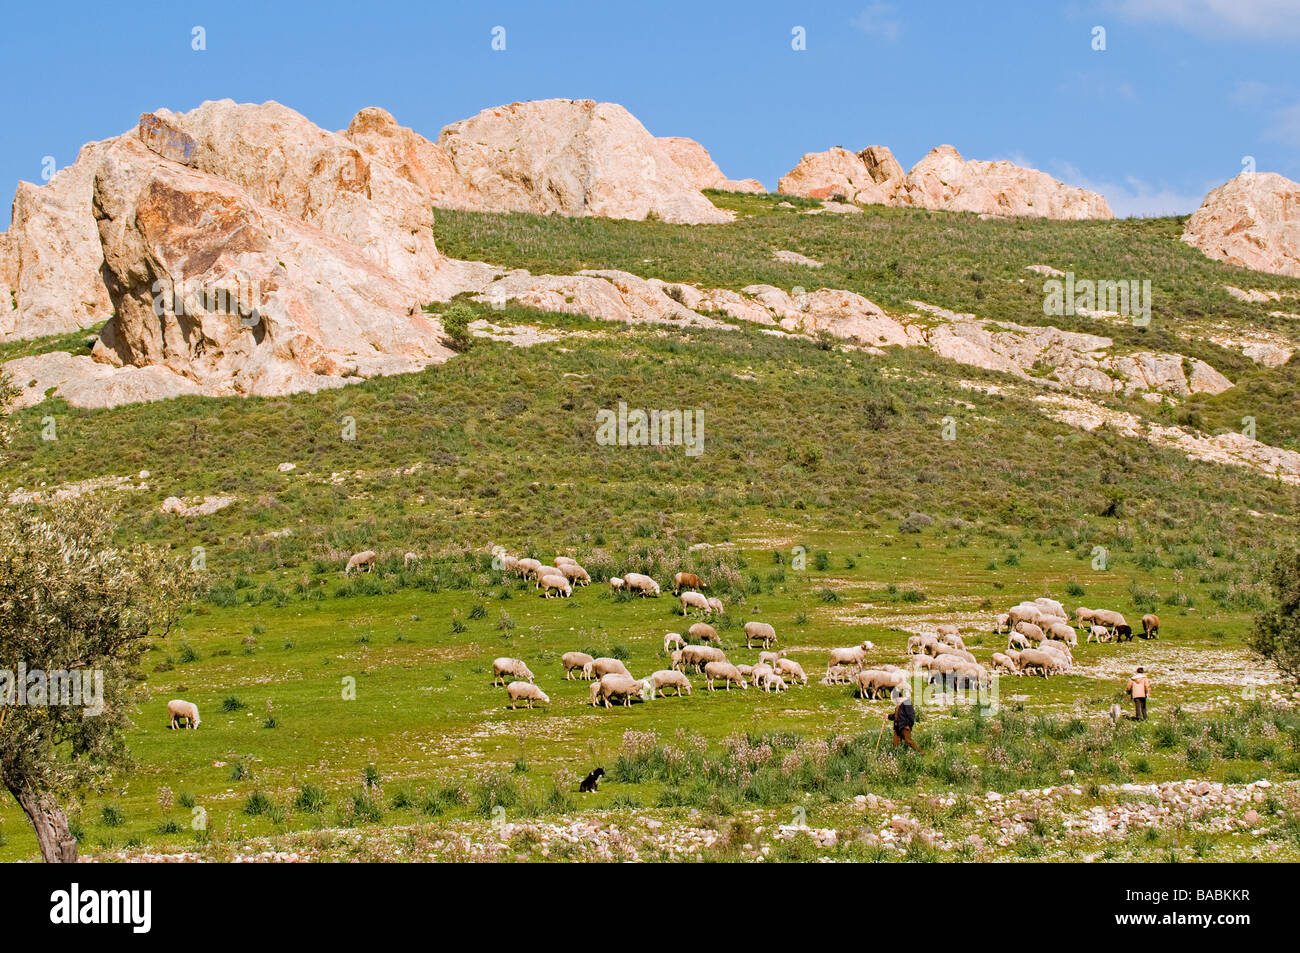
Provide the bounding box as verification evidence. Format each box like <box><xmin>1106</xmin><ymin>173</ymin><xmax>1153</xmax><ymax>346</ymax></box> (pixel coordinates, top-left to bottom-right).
<box><xmin>579</xmin><ymin>767</ymin><xmax>605</xmax><ymax>793</ymax></box>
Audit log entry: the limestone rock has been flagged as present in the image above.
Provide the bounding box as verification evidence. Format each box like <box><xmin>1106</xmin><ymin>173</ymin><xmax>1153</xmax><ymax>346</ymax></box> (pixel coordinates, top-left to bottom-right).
<box><xmin>777</xmin><ymin>145</ymin><xmax>905</xmax><ymax>204</ymax></box>
<box><xmin>656</xmin><ymin>136</ymin><xmax>764</xmax><ymax>194</ymax></box>
<box><xmin>1183</xmin><ymin>172</ymin><xmax>1300</xmax><ymax>277</ymax></box>
<box><xmin>897</xmin><ymin>146</ymin><xmax>1113</xmax><ymax>219</ymax></box>
<box><xmin>90</xmin><ymin>138</ymin><xmax>458</xmax><ymax>399</ymax></box>
<box><xmin>435</xmin><ymin>100</ymin><xmax>732</xmax><ymax>224</ymax></box>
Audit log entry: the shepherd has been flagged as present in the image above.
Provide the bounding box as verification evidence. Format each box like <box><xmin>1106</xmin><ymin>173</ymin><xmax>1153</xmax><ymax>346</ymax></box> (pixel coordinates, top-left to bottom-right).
<box><xmin>1126</xmin><ymin>667</ymin><xmax>1150</xmax><ymax>721</ymax></box>
<box><xmin>887</xmin><ymin>689</ymin><xmax>921</xmax><ymax>753</ymax></box>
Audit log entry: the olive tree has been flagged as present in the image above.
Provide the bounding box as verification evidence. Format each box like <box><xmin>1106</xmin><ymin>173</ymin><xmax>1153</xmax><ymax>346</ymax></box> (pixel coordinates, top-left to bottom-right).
<box><xmin>0</xmin><ymin>379</ymin><xmax>194</xmax><ymax>860</ymax></box>
<box><xmin>1252</xmin><ymin>549</ymin><xmax>1300</xmax><ymax>682</ymax></box>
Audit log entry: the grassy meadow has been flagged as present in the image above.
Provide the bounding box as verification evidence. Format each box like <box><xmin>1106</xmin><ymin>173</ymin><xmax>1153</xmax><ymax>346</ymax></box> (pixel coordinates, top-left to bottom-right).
<box><xmin>1</xmin><ymin>194</ymin><xmax>1298</xmax><ymax>861</ymax></box>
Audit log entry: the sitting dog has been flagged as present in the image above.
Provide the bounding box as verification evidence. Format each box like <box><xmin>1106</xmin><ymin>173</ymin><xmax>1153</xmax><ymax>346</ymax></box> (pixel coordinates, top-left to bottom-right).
<box><xmin>579</xmin><ymin>767</ymin><xmax>605</xmax><ymax>793</ymax></box>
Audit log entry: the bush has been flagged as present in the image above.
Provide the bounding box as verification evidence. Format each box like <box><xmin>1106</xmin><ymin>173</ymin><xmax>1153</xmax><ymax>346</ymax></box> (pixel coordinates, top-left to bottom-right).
<box><xmin>441</xmin><ymin>303</ymin><xmax>477</xmax><ymax>352</ymax></box>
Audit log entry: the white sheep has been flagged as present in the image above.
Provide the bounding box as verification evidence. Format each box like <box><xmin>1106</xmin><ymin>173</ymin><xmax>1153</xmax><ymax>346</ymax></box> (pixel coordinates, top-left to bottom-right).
<box><xmin>624</xmin><ymin>572</ymin><xmax>661</xmax><ymax>597</ymax></box>
<box><xmin>705</xmin><ymin>597</ymin><xmax>725</xmax><ymax>615</ymax></box>
<box><xmin>493</xmin><ymin>657</ymin><xmax>535</xmax><ymax>685</ymax></box>
<box><xmin>1007</xmin><ymin>604</ymin><xmax>1042</xmax><ymax>627</ymax></box>
<box><xmin>775</xmin><ymin>658</ymin><xmax>808</xmax><ymax>686</ymax></box>
<box><xmin>540</xmin><ymin>573</ymin><xmax>572</xmax><ymax>598</ymax></box>
<box><xmin>584</xmin><ymin>657</ymin><xmax>632</xmax><ymax>680</ymax></box>
<box><xmin>591</xmin><ymin>674</ymin><xmax>645</xmax><ymax>707</ymax></box>
<box><xmin>345</xmin><ymin>550</ymin><xmax>378</xmax><ymax>575</ymax></box>
<box><xmin>554</xmin><ymin>556</ymin><xmax>579</xmax><ymax>568</ymax></box>
<box><xmin>533</xmin><ymin>565</ymin><xmax>562</xmax><ymax>588</ymax></box>
<box><xmin>664</xmin><ymin>632</ymin><xmax>686</xmax><ymax>654</ymax></box>
<box><xmin>1007</xmin><ymin>632</ymin><xmax>1029</xmax><ymax>651</ymax></box>
<box><xmin>403</xmin><ymin>551</ymin><xmax>419</xmax><ymax>568</ymax></box>
<box><xmin>856</xmin><ymin>669</ymin><xmax>905</xmax><ymax>699</ymax></box>
<box><xmin>763</xmin><ymin>672</ymin><xmax>788</xmax><ymax>692</ymax></box>
<box><xmin>506</xmin><ymin>681</ymin><xmax>550</xmax><ymax>709</ymax></box>
<box><xmin>609</xmin><ymin>576</ymin><xmax>626</xmax><ymax>591</ymax></box>
<box><xmin>516</xmin><ymin>557</ymin><xmax>542</xmax><ymax>579</ymax></box>
<box><xmin>1045</xmin><ymin>622</ymin><xmax>1077</xmax><ymax>646</ymax></box>
<box><xmin>703</xmin><ymin>661</ymin><xmax>748</xmax><ymax>691</ymax></box>
<box><xmin>559</xmin><ymin>563</ymin><xmax>591</xmax><ymax>586</ymax></box>
<box><xmin>167</xmin><ymin>699</ymin><xmax>200</xmax><ymax>730</ymax></box>
<box><xmin>758</xmin><ymin>649</ymin><xmax>786</xmax><ymax>668</ymax></box>
<box><xmin>680</xmin><ymin>591</ymin><xmax>711</xmax><ymax>615</ymax></box>
<box><xmin>679</xmin><ymin>645</ymin><xmax>726</xmax><ymax>673</ymax></box>
<box><xmin>744</xmin><ymin>621</ymin><xmax>777</xmax><ymax>649</ymax></box>
<box><xmin>688</xmin><ymin>622</ymin><xmax>720</xmax><ymax>644</ymax></box>
<box><xmin>990</xmin><ymin>652</ymin><xmax>1019</xmax><ymax>674</ymax></box>
<box><xmin>1087</xmin><ymin>624</ymin><xmax>1111</xmax><ymax>644</ymax></box>
<box><xmin>649</xmin><ymin>669</ymin><xmax>692</xmax><ymax>698</ymax></box>
<box><xmin>562</xmin><ymin>651</ymin><xmax>595</xmax><ymax>680</ymax></box>
<box><xmin>1075</xmin><ymin>607</ymin><xmax>1096</xmax><ymax>627</ymax></box>
<box><xmin>1014</xmin><ymin>621</ymin><xmax>1046</xmax><ymax>644</ymax></box>
<box><xmin>993</xmin><ymin>612</ymin><xmax>1011</xmax><ymax>634</ymax></box>
<box><xmin>826</xmin><ymin>641</ymin><xmax>873</xmax><ymax>679</ymax></box>
<box><xmin>750</xmin><ymin>662</ymin><xmax>775</xmax><ymax>687</ymax></box>
<box><xmin>1017</xmin><ymin>647</ymin><xmax>1064</xmax><ymax>677</ymax></box>
<box><xmin>1033</xmin><ymin>597</ymin><xmax>1066</xmax><ymax>617</ymax></box>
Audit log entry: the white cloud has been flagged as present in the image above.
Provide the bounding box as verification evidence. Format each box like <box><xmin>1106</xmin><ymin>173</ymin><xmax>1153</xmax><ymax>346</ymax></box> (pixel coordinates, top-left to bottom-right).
<box><xmin>1101</xmin><ymin>0</ymin><xmax>1300</xmax><ymax>39</ymax></box>
<box><xmin>851</xmin><ymin>3</ymin><xmax>902</xmax><ymax>42</ymax></box>
<box><xmin>1050</xmin><ymin>161</ymin><xmax>1213</xmax><ymax>217</ymax></box>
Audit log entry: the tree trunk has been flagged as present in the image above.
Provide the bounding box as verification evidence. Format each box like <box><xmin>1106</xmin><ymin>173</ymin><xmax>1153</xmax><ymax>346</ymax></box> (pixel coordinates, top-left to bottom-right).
<box><xmin>6</xmin><ymin>782</ymin><xmax>78</xmax><ymax>862</ymax></box>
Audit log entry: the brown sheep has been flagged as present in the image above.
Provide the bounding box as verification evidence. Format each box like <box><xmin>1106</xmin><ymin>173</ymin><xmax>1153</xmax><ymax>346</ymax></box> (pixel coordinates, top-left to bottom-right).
<box><xmin>1142</xmin><ymin>614</ymin><xmax>1160</xmax><ymax>639</ymax></box>
<box><xmin>673</xmin><ymin>572</ymin><xmax>705</xmax><ymax>594</ymax></box>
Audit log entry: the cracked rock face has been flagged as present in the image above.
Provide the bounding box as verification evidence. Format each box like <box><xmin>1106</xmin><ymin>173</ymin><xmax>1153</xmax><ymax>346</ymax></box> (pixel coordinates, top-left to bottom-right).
<box><xmin>1183</xmin><ymin>172</ymin><xmax>1300</xmax><ymax>278</ymax></box>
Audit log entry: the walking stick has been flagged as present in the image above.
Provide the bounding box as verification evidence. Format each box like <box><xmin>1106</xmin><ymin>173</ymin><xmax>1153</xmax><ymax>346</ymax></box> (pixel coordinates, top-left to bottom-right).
<box><xmin>874</xmin><ymin>715</ymin><xmax>890</xmax><ymax>754</ymax></box>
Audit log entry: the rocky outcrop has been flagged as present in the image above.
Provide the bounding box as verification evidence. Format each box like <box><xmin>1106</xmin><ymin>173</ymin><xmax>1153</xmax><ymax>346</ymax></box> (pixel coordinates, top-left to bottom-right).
<box><xmin>1183</xmin><ymin>172</ymin><xmax>1300</xmax><ymax>278</ymax></box>
<box><xmin>0</xmin><ymin>139</ymin><xmax>120</xmax><ymax>340</ymax></box>
<box><xmin>435</xmin><ymin>100</ymin><xmax>732</xmax><ymax>224</ymax></box>
<box><xmin>87</xmin><ymin>136</ymin><xmax>472</xmax><ymax>399</ymax></box>
<box><xmin>777</xmin><ymin>145</ymin><xmax>905</xmax><ymax>204</ymax></box>
<box><xmin>778</xmin><ymin>144</ymin><xmax>1113</xmax><ymax>220</ymax></box>
<box><xmin>655</xmin><ymin>136</ymin><xmax>765</xmax><ymax>194</ymax></box>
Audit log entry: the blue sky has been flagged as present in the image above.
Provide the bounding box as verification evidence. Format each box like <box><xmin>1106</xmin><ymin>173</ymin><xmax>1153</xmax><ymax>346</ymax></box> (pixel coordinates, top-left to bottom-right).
<box><xmin>2</xmin><ymin>0</ymin><xmax>1298</xmax><ymax>227</ymax></box>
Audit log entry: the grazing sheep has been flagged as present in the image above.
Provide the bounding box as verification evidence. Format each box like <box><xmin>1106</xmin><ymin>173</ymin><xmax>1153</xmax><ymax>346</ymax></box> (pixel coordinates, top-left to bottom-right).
<box><xmin>670</xmin><ymin>649</ymin><xmax>685</xmax><ymax>671</ymax></box>
<box><xmin>688</xmin><ymin>622</ymin><xmax>720</xmax><ymax>644</ymax></box>
<box><xmin>673</xmin><ymin>572</ymin><xmax>705</xmax><ymax>594</ymax></box>
<box><xmin>1037</xmin><ymin>614</ymin><xmax>1069</xmax><ymax>630</ymax></box>
<box><xmin>562</xmin><ymin>651</ymin><xmax>595</xmax><ymax>680</ymax></box>
<box><xmin>990</xmin><ymin>652</ymin><xmax>1018</xmax><ymax>675</ymax></box>
<box><xmin>1033</xmin><ymin>597</ymin><xmax>1066</xmax><ymax>618</ymax></box>
<box><xmin>736</xmin><ymin>663</ymin><xmax>754</xmax><ymax>679</ymax></box>
<box><xmin>345</xmin><ymin>550</ymin><xmax>378</xmax><ymax>575</ymax></box>
<box><xmin>679</xmin><ymin>644</ymin><xmax>726</xmax><ymax>673</ymax></box>
<box><xmin>680</xmin><ymin>591</ymin><xmax>711</xmax><ymax>615</ymax></box>
<box><xmin>856</xmin><ymin>668</ymin><xmax>905</xmax><ymax>699</ymax></box>
<box><xmin>703</xmin><ymin>661</ymin><xmax>748</xmax><ymax>691</ymax></box>
<box><xmin>609</xmin><ymin>576</ymin><xmax>626</xmax><ymax>591</ymax></box>
<box><xmin>826</xmin><ymin>641</ymin><xmax>873</xmax><ymax>680</ymax></box>
<box><xmin>758</xmin><ymin>649</ymin><xmax>787</xmax><ymax>667</ymax></box>
<box><xmin>910</xmin><ymin>633</ymin><xmax>940</xmax><ymax>656</ymax></box>
<box><xmin>993</xmin><ymin>613</ymin><xmax>1011</xmax><ymax>634</ymax></box>
<box><xmin>1087</xmin><ymin>624</ymin><xmax>1111</xmax><ymax>644</ymax></box>
<box><xmin>1007</xmin><ymin>632</ymin><xmax>1029</xmax><ymax>651</ymax></box>
<box><xmin>533</xmin><ymin>565</ymin><xmax>562</xmax><ymax>588</ymax></box>
<box><xmin>506</xmin><ymin>681</ymin><xmax>550</xmax><ymax>709</ymax></box>
<box><xmin>750</xmin><ymin>662</ymin><xmax>775</xmax><ymax>686</ymax></box>
<box><xmin>1142</xmin><ymin>614</ymin><xmax>1160</xmax><ymax>640</ymax></box>
<box><xmin>664</xmin><ymin>632</ymin><xmax>686</xmax><ymax>654</ymax></box>
<box><xmin>624</xmin><ymin>572</ymin><xmax>661</xmax><ymax>597</ymax></box>
<box><xmin>540</xmin><ymin>573</ymin><xmax>573</xmax><ymax>598</ymax></box>
<box><xmin>500</xmin><ymin>554</ymin><xmax>519</xmax><ymax>573</ymax></box>
<box><xmin>1091</xmin><ymin>609</ymin><xmax>1127</xmax><ymax>631</ymax></box>
<box><xmin>1114</xmin><ymin>623</ymin><xmax>1134</xmax><ymax>642</ymax></box>
<box><xmin>167</xmin><ymin>699</ymin><xmax>200</xmax><ymax>730</ymax></box>
<box><xmin>939</xmin><ymin>631</ymin><xmax>966</xmax><ymax>652</ymax></box>
<box><xmin>517</xmin><ymin>558</ymin><xmax>542</xmax><ymax>580</ymax></box>
<box><xmin>493</xmin><ymin>657</ymin><xmax>535</xmax><ymax>686</ymax></box>
<box><xmin>559</xmin><ymin>563</ymin><xmax>591</xmax><ymax>586</ymax></box>
<box><xmin>1014</xmin><ymin>621</ymin><xmax>1046</xmax><ymax>644</ymax></box>
<box><xmin>403</xmin><ymin>551</ymin><xmax>419</xmax><ymax>568</ymax></box>
<box><xmin>1008</xmin><ymin>604</ymin><xmax>1042</xmax><ymax>627</ymax></box>
<box><xmin>585</xmin><ymin>657</ymin><xmax>632</xmax><ymax>680</ymax></box>
<box><xmin>591</xmin><ymin>674</ymin><xmax>646</xmax><ymax>707</ymax></box>
<box><xmin>939</xmin><ymin>646</ymin><xmax>977</xmax><ymax>663</ymax></box>
<box><xmin>1046</xmin><ymin>622</ymin><xmax>1077</xmax><ymax>646</ymax></box>
<box><xmin>775</xmin><ymin>657</ymin><xmax>808</xmax><ymax>685</ymax></box>
<box><xmin>649</xmin><ymin>669</ymin><xmax>692</xmax><ymax>697</ymax></box>
<box><xmin>1108</xmin><ymin>704</ymin><xmax>1122</xmax><ymax>725</ymax></box>
<box><xmin>706</xmin><ymin>597</ymin><xmax>725</xmax><ymax>615</ymax></box>
<box><xmin>1036</xmin><ymin>640</ymin><xmax>1072</xmax><ymax>668</ymax></box>
<box><xmin>1074</xmin><ymin>607</ymin><xmax>1095</xmax><ymax>628</ymax></box>
<box><xmin>744</xmin><ymin>621</ymin><xmax>777</xmax><ymax>649</ymax></box>
<box><xmin>554</xmin><ymin>556</ymin><xmax>579</xmax><ymax>568</ymax></box>
<box><xmin>764</xmin><ymin>673</ymin><xmax>789</xmax><ymax>692</ymax></box>
<box><xmin>1019</xmin><ymin>647</ymin><xmax>1066</xmax><ymax>677</ymax></box>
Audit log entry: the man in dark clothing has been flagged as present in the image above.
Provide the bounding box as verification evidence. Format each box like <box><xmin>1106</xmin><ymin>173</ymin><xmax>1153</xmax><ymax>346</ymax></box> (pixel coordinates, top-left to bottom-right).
<box><xmin>887</xmin><ymin>692</ymin><xmax>921</xmax><ymax>752</ymax></box>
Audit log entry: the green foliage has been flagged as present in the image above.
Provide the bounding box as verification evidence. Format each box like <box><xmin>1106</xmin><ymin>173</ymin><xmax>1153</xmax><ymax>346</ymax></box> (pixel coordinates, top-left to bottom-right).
<box><xmin>1253</xmin><ymin>550</ymin><xmax>1300</xmax><ymax>681</ymax></box>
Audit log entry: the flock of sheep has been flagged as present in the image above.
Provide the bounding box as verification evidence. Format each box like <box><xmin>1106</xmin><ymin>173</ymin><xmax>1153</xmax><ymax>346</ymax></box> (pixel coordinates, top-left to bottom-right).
<box><xmin>485</xmin><ymin>554</ymin><xmax>1157</xmax><ymax>712</ymax></box>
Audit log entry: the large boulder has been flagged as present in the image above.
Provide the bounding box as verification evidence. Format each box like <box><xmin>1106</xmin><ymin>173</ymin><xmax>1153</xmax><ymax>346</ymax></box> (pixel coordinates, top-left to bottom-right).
<box><xmin>435</xmin><ymin>99</ymin><xmax>732</xmax><ymax>224</ymax></box>
<box><xmin>655</xmin><ymin>137</ymin><xmax>764</xmax><ymax>194</ymax></box>
<box><xmin>89</xmin><ymin>138</ymin><xmax>459</xmax><ymax>399</ymax></box>
<box><xmin>896</xmin><ymin>146</ymin><xmax>1112</xmax><ymax>219</ymax></box>
<box><xmin>777</xmin><ymin>145</ymin><xmax>905</xmax><ymax>204</ymax></box>
<box><xmin>0</xmin><ymin>138</ymin><xmax>121</xmax><ymax>340</ymax></box>
<box><xmin>1182</xmin><ymin>172</ymin><xmax>1300</xmax><ymax>278</ymax></box>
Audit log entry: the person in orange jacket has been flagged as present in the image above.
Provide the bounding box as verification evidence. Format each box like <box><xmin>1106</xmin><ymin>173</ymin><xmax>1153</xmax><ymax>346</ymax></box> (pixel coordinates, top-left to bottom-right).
<box><xmin>1126</xmin><ymin>667</ymin><xmax>1150</xmax><ymax>720</ymax></box>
